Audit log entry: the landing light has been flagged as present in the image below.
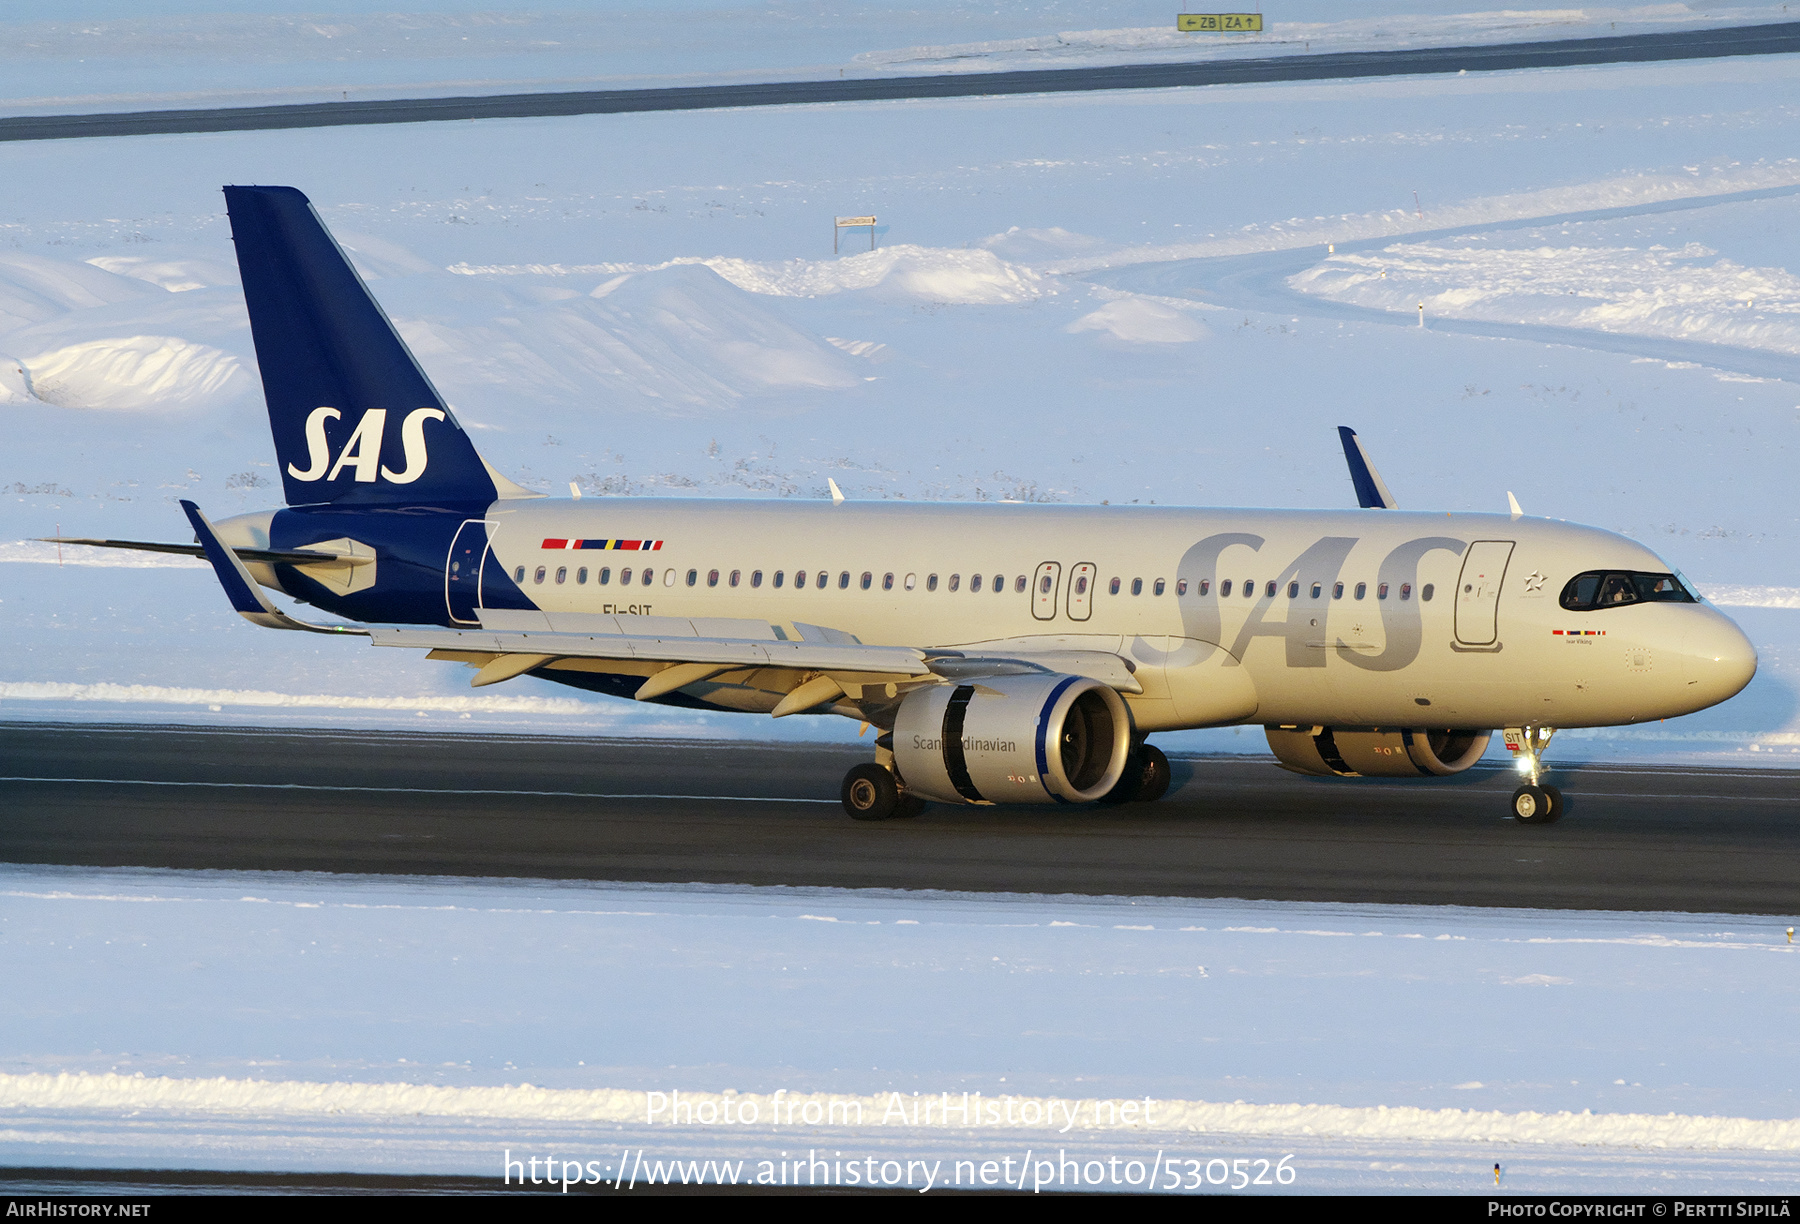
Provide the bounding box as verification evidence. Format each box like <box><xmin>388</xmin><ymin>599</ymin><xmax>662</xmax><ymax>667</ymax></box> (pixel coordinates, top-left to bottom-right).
<box><xmin>1515</xmin><ymin>756</ymin><xmax>1534</xmax><ymax>774</ymax></box>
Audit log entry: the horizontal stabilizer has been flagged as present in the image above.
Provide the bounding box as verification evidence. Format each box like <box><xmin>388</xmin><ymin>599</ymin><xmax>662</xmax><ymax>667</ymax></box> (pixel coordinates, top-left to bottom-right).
<box><xmin>40</xmin><ymin>536</ymin><xmax>370</xmax><ymax>568</ymax></box>
<box><xmin>178</xmin><ymin>500</ymin><xmax>369</xmax><ymax>636</ymax></box>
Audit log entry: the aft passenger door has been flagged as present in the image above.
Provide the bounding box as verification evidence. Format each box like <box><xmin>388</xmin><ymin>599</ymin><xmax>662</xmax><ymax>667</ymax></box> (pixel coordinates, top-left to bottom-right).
<box><xmin>1066</xmin><ymin>562</ymin><xmax>1095</xmax><ymax>621</ymax></box>
<box><xmin>1032</xmin><ymin>561</ymin><xmax>1062</xmax><ymax>621</ymax></box>
<box><xmin>446</xmin><ymin>518</ymin><xmax>494</xmax><ymax>625</ymax></box>
<box><xmin>1454</xmin><ymin>540</ymin><xmax>1515</xmax><ymax>648</ymax></box>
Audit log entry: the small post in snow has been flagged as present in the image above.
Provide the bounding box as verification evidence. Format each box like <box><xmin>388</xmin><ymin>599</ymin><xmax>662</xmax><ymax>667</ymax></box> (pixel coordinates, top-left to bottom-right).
<box><xmin>1417</xmin><ymin>303</ymin><xmax>1425</xmax><ymax>328</ymax></box>
<box><xmin>55</xmin><ymin>523</ymin><xmax>62</xmax><ymax>566</ymax></box>
<box><xmin>835</xmin><ymin>216</ymin><xmax>877</xmax><ymax>254</ymax></box>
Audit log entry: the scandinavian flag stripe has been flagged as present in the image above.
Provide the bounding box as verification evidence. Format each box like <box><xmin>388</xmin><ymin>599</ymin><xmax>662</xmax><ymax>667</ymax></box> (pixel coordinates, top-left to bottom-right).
<box><xmin>541</xmin><ymin>538</ymin><xmax>662</xmax><ymax>551</ymax></box>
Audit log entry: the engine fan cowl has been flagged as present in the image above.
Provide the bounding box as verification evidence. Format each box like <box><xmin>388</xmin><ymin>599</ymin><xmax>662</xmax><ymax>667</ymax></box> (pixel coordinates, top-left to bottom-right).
<box><xmin>1265</xmin><ymin>726</ymin><xmax>1492</xmax><ymax>777</ymax></box>
<box><xmin>894</xmin><ymin>673</ymin><xmax>1132</xmax><ymax>804</ymax></box>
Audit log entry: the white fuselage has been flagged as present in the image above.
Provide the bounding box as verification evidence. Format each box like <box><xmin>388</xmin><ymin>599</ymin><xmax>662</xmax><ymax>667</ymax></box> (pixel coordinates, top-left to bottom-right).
<box><xmin>455</xmin><ymin>498</ymin><xmax>1756</xmax><ymax>733</ymax></box>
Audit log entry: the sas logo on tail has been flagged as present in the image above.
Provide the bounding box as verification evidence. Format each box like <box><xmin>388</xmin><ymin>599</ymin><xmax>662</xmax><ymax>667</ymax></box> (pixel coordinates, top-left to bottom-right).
<box><xmin>287</xmin><ymin>406</ymin><xmax>445</xmax><ymax>484</ymax></box>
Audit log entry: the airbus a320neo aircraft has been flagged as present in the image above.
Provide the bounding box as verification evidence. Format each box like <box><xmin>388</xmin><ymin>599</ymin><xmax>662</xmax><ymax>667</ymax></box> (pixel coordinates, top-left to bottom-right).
<box><xmin>58</xmin><ymin>186</ymin><xmax>1758</xmax><ymax>824</ymax></box>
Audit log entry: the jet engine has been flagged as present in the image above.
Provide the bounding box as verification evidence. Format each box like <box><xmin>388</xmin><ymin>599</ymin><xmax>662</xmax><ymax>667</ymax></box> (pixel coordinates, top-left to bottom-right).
<box><xmin>894</xmin><ymin>674</ymin><xmax>1131</xmax><ymax>804</ymax></box>
<box><xmin>1265</xmin><ymin>726</ymin><xmax>1491</xmax><ymax>778</ymax></box>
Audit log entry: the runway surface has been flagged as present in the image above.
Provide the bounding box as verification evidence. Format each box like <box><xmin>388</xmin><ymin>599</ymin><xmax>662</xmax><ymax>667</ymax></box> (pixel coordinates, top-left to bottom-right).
<box><xmin>3</xmin><ymin>22</ymin><xmax>1797</xmax><ymax>143</ymax></box>
<box><xmin>3</xmin><ymin>722</ymin><xmax>1797</xmax><ymax>914</ymax></box>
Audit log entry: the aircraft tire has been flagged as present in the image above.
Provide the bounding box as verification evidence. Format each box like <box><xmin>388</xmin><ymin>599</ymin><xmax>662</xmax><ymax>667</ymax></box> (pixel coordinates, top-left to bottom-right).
<box><xmin>842</xmin><ymin>763</ymin><xmax>902</xmax><ymax>821</ymax></box>
<box><xmin>1134</xmin><ymin>745</ymin><xmax>1171</xmax><ymax>803</ymax></box>
<box><xmin>893</xmin><ymin>792</ymin><xmax>927</xmax><ymax>819</ymax></box>
<box><xmin>1511</xmin><ymin>784</ymin><xmax>1561</xmax><ymax>824</ymax></box>
<box><xmin>1099</xmin><ymin>744</ymin><xmax>1171</xmax><ymax>805</ymax></box>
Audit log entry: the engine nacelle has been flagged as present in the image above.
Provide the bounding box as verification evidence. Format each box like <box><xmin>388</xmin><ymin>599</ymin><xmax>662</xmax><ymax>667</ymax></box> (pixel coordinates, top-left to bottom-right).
<box><xmin>894</xmin><ymin>673</ymin><xmax>1131</xmax><ymax>804</ymax></box>
<box><xmin>1265</xmin><ymin>726</ymin><xmax>1492</xmax><ymax>778</ymax></box>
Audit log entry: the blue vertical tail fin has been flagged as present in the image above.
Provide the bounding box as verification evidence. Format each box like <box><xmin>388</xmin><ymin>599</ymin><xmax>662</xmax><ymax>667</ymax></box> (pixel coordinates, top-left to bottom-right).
<box><xmin>224</xmin><ymin>184</ymin><xmax>504</xmax><ymax>507</ymax></box>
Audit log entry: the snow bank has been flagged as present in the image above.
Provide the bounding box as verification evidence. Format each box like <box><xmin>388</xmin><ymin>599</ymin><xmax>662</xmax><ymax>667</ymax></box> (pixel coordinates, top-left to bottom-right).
<box><xmin>6</xmin><ymin>1075</ymin><xmax>1798</xmax><ymax>1153</ymax></box>
<box><xmin>450</xmin><ymin>245</ymin><xmax>1051</xmax><ymax>306</ymax></box>
<box><xmin>1067</xmin><ymin>298</ymin><xmax>1210</xmax><ymax>344</ymax></box>
<box><xmin>0</xmin><ymin>252</ymin><xmax>160</xmax><ymax>333</ymax></box>
<box><xmin>85</xmin><ymin>255</ymin><xmax>239</xmax><ymax>294</ymax></box>
<box><xmin>1291</xmin><ymin>241</ymin><xmax>1800</xmax><ymax>354</ymax></box>
<box><xmin>20</xmin><ymin>335</ymin><xmax>246</xmax><ymax>410</ymax></box>
<box><xmin>0</xmin><ymin>680</ymin><xmax>594</xmax><ymax>715</ymax></box>
<box><xmin>400</xmin><ymin>262</ymin><xmax>858</xmax><ymax>416</ymax></box>
<box><xmin>1705</xmin><ymin>585</ymin><xmax>1800</xmax><ymax>609</ymax></box>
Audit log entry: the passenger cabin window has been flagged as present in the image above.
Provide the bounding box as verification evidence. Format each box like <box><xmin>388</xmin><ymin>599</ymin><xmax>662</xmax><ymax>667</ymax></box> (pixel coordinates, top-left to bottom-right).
<box><xmin>534</xmin><ymin>566</ymin><xmax>546</xmax><ymax>584</ymax></box>
<box><xmin>993</xmin><ymin>574</ymin><xmax>1004</xmax><ymax>594</ymax></box>
<box><xmin>1400</xmin><ymin>582</ymin><xmax>1411</xmax><ymax>600</ymax></box>
<box><xmin>1377</xmin><ymin>582</ymin><xmax>1388</xmax><ymax>599</ymax></box>
<box><xmin>728</xmin><ymin>569</ymin><xmax>739</xmax><ymax>587</ymax></box>
<box><xmin>1559</xmin><ymin>571</ymin><xmax>1696</xmax><ymax>611</ymax></box>
<box><xmin>927</xmin><ymin>574</ymin><xmax>939</xmax><ymax>591</ymax></box>
<box><xmin>1288</xmin><ymin>582</ymin><xmax>1299</xmax><ymax>599</ymax></box>
<box><xmin>795</xmin><ymin>570</ymin><xmax>806</xmax><ymax>589</ymax></box>
<box><xmin>1220</xmin><ymin>580</ymin><xmax>1232</xmax><ymax>597</ymax></box>
<box><xmin>1130</xmin><ymin>578</ymin><xmax>1142</xmax><ymax>596</ymax></box>
<box><xmin>1265</xmin><ymin>581</ymin><xmax>1276</xmax><ymax>597</ymax></box>
<box><xmin>817</xmin><ymin>572</ymin><xmax>829</xmax><ymax>590</ymax></box>
<box><xmin>971</xmin><ymin>574</ymin><xmax>984</xmax><ymax>593</ymax></box>
<box><xmin>882</xmin><ymin>572</ymin><xmax>894</xmax><ymax>591</ymax></box>
<box><xmin>708</xmin><ymin>569</ymin><xmax>719</xmax><ymax>587</ymax></box>
<box><xmin>1014</xmin><ymin>575</ymin><xmax>1027</xmax><ymax>593</ymax></box>
<box><xmin>861</xmin><ymin>572</ymin><xmax>873</xmax><ymax>590</ymax></box>
<box><xmin>555</xmin><ymin>566</ymin><xmax>567</xmax><ymax>584</ymax></box>
<box><xmin>621</xmin><ymin>567</ymin><xmax>633</xmax><ymax>584</ymax></box>
<box><xmin>751</xmin><ymin>570</ymin><xmax>763</xmax><ymax>588</ymax></box>
<box><xmin>1176</xmin><ymin>579</ymin><xmax>1188</xmax><ymax>596</ymax></box>
<box><xmin>1110</xmin><ymin>577</ymin><xmax>1122</xmax><ymax>595</ymax></box>
<box><xmin>514</xmin><ymin>566</ymin><xmax>526</xmax><ymax>583</ymax></box>
<box><xmin>1354</xmin><ymin>582</ymin><xmax>1366</xmax><ymax>600</ymax></box>
<box><xmin>1244</xmin><ymin>579</ymin><xmax>1255</xmax><ymax>598</ymax></box>
<box><xmin>577</xmin><ymin>567</ymin><xmax>588</xmax><ymax>584</ymax></box>
<box><xmin>686</xmin><ymin>569</ymin><xmax>698</xmax><ymax>587</ymax></box>
<box><xmin>1199</xmin><ymin>579</ymin><xmax>1210</xmax><ymax>596</ymax></box>
<box><xmin>1077</xmin><ymin>575</ymin><xmax>1090</xmax><ymax>595</ymax></box>
<box><xmin>905</xmin><ymin>573</ymin><xmax>916</xmax><ymax>590</ymax></box>
<box><xmin>1310</xmin><ymin>583</ymin><xmax>1322</xmax><ymax>599</ymax></box>
<box><xmin>646</xmin><ymin>568</ymin><xmax>657</xmax><ymax>586</ymax></box>
<box><xmin>1421</xmin><ymin>583</ymin><xmax>1434</xmax><ymax>601</ymax></box>
<box><xmin>1333</xmin><ymin>582</ymin><xmax>1344</xmax><ymax>599</ymax></box>
<box><xmin>1154</xmin><ymin>578</ymin><xmax>1166</xmax><ymax>596</ymax></box>
<box><xmin>949</xmin><ymin>574</ymin><xmax>961</xmax><ymax>592</ymax></box>
<box><xmin>600</xmin><ymin>567</ymin><xmax>612</xmax><ymax>585</ymax></box>
<box><xmin>773</xmin><ymin>571</ymin><xmax>785</xmax><ymax>588</ymax></box>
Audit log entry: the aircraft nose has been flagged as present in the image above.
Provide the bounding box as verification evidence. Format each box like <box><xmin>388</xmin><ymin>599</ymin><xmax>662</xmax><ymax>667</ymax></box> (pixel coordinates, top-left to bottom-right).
<box><xmin>1682</xmin><ymin>608</ymin><xmax>1757</xmax><ymax>708</ymax></box>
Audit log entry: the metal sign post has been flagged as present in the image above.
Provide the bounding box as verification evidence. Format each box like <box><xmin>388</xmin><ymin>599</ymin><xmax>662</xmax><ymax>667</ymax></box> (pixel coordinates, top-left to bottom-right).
<box><xmin>835</xmin><ymin>215</ymin><xmax>877</xmax><ymax>253</ymax></box>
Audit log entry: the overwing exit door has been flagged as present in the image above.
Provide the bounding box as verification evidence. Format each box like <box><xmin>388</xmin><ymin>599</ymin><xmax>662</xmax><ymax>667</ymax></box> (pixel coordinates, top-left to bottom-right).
<box><xmin>1454</xmin><ymin>540</ymin><xmax>1515</xmax><ymax>647</ymax></box>
<box><xmin>1066</xmin><ymin>562</ymin><xmax>1095</xmax><ymax>621</ymax></box>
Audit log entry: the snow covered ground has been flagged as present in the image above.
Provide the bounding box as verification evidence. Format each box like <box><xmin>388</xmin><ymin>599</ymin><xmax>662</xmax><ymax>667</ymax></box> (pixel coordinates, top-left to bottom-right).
<box><xmin>4</xmin><ymin>866</ymin><xmax>1799</xmax><ymax>1191</ymax></box>
<box><xmin>6</xmin><ymin>12</ymin><xmax>1800</xmax><ymax>1191</ymax></box>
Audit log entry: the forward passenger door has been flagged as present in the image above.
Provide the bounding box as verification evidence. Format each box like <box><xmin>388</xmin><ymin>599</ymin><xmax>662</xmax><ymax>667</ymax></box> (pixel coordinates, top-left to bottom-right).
<box><xmin>1454</xmin><ymin>540</ymin><xmax>1515</xmax><ymax>648</ymax></box>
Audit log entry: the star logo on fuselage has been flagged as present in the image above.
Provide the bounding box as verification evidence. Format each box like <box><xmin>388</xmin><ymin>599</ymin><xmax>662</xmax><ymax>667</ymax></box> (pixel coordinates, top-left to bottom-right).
<box><xmin>1523</xmin><ymin>570</ymin><xmax>1546</xmax><ymax>593</ymax></box>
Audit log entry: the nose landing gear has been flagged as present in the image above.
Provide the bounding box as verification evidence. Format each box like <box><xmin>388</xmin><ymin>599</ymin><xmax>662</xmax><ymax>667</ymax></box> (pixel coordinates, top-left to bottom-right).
<box><xmin>1504</xmin><ymin>725</ymin><xmax>1563</xmax><ymax>824</ymax></box>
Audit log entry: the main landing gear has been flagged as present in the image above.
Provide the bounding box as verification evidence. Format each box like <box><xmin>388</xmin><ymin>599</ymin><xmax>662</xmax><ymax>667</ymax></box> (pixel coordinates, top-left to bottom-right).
<box><xmin>1099</xmin><ymin>743</ymin><xmax>1171</xmax><ymax>805</ymax></box>
<box><xmin>840</xmin><ymin>763</ymin><xmax>925</xmax><ymax>822</ymax></box>
<box><xmin>1505</xmin><ymin>725</ymin><xmax>1564</xmax><ymax>825</ymax></box>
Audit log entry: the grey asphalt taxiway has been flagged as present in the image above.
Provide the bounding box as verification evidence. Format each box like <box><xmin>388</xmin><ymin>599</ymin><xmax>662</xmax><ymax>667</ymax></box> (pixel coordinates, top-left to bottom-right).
<box><xmin>3</xmin><ymin>21</ymin><xmax>1798</xmax><ymax>143</ymax></box>
<box><xmin>4</xmin><ymin>722</ymin><xmax>1797</xmax><ymax>914</ymax></box>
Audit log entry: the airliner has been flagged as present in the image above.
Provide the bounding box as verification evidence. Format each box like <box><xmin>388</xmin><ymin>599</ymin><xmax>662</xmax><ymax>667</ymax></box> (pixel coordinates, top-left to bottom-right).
<box><xmin>57</xmin><ymin>186</ymin><xmax>1758</xmax><ymax>824</ymax></box>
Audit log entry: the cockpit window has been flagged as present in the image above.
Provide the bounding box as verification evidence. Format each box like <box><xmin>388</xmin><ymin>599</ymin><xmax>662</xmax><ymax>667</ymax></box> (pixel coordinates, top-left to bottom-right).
<box><xmin>1559</xmin><ymin>571</ymin><xmax>1696</xmax><ymax>611</ymax></box>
